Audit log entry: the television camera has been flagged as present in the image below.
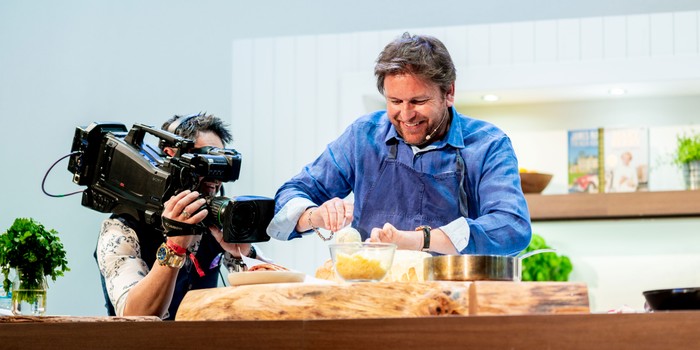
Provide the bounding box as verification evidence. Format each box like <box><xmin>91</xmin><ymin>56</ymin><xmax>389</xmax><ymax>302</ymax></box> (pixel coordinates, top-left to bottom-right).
<box><xmin>67</xmin><ymin>122</ymin><xmax>273</xmax><ymax>243</ymax></box>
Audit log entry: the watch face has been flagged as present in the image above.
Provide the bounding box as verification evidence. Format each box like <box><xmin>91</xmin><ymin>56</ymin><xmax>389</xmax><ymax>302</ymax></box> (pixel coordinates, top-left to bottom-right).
<box><xmin>156</xmin><ymin>245</ymin><xmax>168</xmax><ymax>261</ymax></box>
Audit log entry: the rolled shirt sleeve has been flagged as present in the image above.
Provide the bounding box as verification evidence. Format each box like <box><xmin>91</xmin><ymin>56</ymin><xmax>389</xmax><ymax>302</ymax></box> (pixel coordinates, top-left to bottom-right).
<box><xmin>440</xmin><ymin>217</ymin><xmax>470</xmax><ymax>252</ymax></box>
<box><xmin>266</xmin><ymin>197</ymin><xmax>317</xmax><ymax>240</ymax></box>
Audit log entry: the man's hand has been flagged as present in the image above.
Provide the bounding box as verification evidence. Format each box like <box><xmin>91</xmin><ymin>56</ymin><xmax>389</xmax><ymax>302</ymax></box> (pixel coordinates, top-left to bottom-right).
<box><xmin>162</xmin><ymin>190</ymin><xmax>207</xmax><ymax>248</ymax></box>
<box><xmin>369</xmin><ymin>222</ymin><xmax>421</xmax><ymax>250</ymax></box>
<box><xmin>162</xmin><ymin>190</ymin><xmax>207</xmax><ymax>224</ymax></box>
<box><xmin>310</xmin><ymin>198</ymin><xmax>354</xmax><ymax>232</ymax></box>
<box><xmin>209</xmin><ymin>225</ymin><xmax>252</xmax><ymax>258</ymax></box>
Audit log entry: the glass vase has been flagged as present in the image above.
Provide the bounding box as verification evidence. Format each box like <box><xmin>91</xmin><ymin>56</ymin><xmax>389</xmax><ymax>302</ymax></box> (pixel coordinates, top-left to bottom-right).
<box><xmin>0</xmin><ymin>277</ymin><xmax>12</xmax><ymax>315</ymax></box>
<box><xmin>11</xmin><ymin>268</ymin><xmax>48</xmax><ymax>316</ymax></box>
<box><xmin>683</xmin><ymin>160</ymin><xmax>700</xmax><ymax>190</ymax></box>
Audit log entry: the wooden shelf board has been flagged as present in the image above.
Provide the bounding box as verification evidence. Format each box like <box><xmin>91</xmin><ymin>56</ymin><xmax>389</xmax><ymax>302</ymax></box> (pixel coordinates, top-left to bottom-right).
<box><xmin>525</xmin><ymin>190</ymin><xmax>700</xmax><ymax>221</ymax></box>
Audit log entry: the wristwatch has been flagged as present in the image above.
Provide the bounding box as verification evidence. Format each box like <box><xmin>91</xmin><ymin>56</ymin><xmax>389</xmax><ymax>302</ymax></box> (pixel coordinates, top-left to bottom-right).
<box><xmin>156</xmin><ymin>242</ymin><xmax>186</xmax><ymax>269</ymax></box>
<box><xmin>416</xmin><ymin>225</ymin><xmax>432</xmax><ymax>252</ymax></box>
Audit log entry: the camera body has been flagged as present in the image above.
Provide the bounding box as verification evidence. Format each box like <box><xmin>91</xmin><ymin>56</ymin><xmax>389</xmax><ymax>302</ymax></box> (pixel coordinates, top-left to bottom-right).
<box><xmin>68</xmin><ymin>122</ymin><xmax>273</xmax><ymax>243</ymax></box>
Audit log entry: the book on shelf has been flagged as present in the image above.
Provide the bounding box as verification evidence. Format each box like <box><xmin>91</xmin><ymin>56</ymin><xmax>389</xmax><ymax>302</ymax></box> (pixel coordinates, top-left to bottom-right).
<box><xmin>568</xmin><ymin>128</ymin><xmax>603</xmax><ymax>193</ymax></box>
<box><xmin>567</xmin><ymin>127</ymin><xmax>650</xmax><ymax>194</ymax></box>
<box><xmin>602</xmin><ymin>127</ymin><xmax>649</xmax><ymax>193</ymax></box>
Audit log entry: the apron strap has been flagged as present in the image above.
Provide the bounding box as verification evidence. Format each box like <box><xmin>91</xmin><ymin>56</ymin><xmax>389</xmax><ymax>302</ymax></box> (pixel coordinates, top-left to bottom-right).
<box><xmin>455</xmin><ymin>148</ymin><xmax>469</xmax><ymax>218</ymax></box>
<box><xmin>388</xmin><ymin>142</ymin><xmax>398</xmax><ymax>160</ymax></box>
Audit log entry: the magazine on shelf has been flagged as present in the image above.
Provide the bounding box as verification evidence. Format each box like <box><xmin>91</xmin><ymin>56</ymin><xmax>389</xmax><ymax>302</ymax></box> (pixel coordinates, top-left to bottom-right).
<box><xmin>602</xmin><ymin>127</ymin><xmax>649</xmax><ymax>193</ymax></box>
<box><xmin>567</xmin><ymin>128</ymin><xmax>603</xmax><ymax>193</ymax></box>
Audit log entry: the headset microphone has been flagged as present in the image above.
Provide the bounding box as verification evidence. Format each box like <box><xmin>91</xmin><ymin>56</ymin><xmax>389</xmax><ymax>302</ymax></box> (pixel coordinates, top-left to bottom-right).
<box><xmin>425</xmin><ymin>109</ymin><xmax>449</xmax><ymax>141</ymax></box>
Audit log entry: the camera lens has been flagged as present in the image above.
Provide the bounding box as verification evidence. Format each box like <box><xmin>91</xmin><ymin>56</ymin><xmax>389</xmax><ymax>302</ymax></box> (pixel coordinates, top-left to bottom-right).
<box><xmin>206</xmin><ymin>196</ymin><xmax>274</xmax><ymax>243</ymax></box>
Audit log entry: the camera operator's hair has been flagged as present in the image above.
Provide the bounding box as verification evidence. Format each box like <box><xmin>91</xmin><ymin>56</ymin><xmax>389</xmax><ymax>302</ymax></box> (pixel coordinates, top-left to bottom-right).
<box><xmin>374</xmin><ymin>32</ymin><xmax>456</xmax><ymax>96</ymax></box>
<box><xmin>162</xmin><ymin>112</ymin><xmax>233</xmax><ymax>145</ymax></box>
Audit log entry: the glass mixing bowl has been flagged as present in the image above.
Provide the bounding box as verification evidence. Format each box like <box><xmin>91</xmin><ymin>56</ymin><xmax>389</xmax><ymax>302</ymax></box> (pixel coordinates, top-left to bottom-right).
<box><xmin>329</xmin><ymin>242</ymin><xmax>397</xmax><ymax>282</ymax></box>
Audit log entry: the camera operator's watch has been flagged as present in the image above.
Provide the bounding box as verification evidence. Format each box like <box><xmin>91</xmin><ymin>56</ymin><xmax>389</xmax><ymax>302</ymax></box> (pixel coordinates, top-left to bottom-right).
<box><xmin>156</xmin><ymin>243</ymin><xmax>186</xmax><ymax>269</ymax></box>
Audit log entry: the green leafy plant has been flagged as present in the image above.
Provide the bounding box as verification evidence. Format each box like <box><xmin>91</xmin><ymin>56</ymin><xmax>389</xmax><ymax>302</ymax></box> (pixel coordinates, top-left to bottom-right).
<box><xmin>674</xmin><ymin>130</ymin><xmax>700</xmax><ymax>166</ymax></box>
<box><xmin>521</xmin><ymin>234</ymin><xmax>572</xmax><ymax>282</ymax></box>
<box><xmin>0</xmin><ymin>218</ymin><xmax>70</xmax><ymax>295</ymax></box>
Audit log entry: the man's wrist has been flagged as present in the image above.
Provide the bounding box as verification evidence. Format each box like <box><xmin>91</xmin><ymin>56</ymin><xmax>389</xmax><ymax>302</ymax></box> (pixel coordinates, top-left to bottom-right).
<box><xmin>156</xmin><ymin>242</ymin><xmax>186</xmax><ymax>269</ymax></box>
<box><xmin>416</xmin><ymin>226</ymin><xmax>431</xmax><ymax>252</ymax></box>
<box><xmin>165</xmin><ymin>240</ymin><xmax>188</xmax><ymax>255</ymax></box>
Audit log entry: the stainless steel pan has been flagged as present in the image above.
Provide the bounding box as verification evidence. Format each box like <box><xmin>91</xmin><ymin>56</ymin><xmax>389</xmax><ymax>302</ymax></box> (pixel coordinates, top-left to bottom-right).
<box><xmin>423</xmin><ymin>249</ymin><xmax>555</xmax><ymax>282</ymax></box>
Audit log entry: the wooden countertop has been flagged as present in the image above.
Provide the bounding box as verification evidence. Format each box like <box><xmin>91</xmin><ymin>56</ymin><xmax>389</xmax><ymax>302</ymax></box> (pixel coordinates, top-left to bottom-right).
<box><xmin>0</xmin><ymin>315</ymin><xmax>159</xmax><ymax>323</ymax></box>
<box><xmin>1</xmin><ymin>312</ymin><xmax>699</xmax><ymax>350</ymax></box>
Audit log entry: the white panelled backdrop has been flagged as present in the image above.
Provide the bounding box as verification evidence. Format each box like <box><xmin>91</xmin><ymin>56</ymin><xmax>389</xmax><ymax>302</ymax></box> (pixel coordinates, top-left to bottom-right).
<box><xmin>233</xmin><ymin>11</ymin><xmax>700</xmax><ymax>312</ymax></box>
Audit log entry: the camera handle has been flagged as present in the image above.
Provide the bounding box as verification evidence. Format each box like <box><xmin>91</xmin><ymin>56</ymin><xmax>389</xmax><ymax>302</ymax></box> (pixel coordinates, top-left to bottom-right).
<box><xmin>161</xmin><ymin>217</ymin><xmax>208</xmax><ymax>236</ymax></box>
<box><xmin>124</xmin><ymin>123</ymin><xmax>195</xmax><ymax>156</ymax></box>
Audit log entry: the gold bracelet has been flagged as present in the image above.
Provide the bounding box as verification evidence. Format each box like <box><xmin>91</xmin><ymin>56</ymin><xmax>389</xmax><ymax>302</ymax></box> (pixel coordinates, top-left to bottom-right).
<box><xmin>308</xmin><ymin>207</ymin><xmax>333</xmax><ymax>241</ymax></box>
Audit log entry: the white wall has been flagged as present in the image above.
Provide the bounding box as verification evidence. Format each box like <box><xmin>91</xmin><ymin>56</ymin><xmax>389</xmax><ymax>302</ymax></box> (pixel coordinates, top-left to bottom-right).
<box><xmin>2</xmin><ymin>0</ymin><xmax>700</xmax><ymax>316</ymax></box>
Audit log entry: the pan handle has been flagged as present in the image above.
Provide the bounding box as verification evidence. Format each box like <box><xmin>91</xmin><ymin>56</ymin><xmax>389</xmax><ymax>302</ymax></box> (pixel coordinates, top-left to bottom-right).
<box><xmin>517</xmin><ymin>248</ymin><xmax>557</xmax><ymax>260</ymax></box>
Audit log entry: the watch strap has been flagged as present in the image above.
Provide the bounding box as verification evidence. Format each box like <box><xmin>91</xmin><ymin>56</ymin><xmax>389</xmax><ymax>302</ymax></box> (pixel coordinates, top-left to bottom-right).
<box><xmin>416</xmin><ymin>226</ymin><xmax>431</xmax><ymax>252</ymax></box>
<box><xmin>157</xmin><ymin>243</ymin><xmax>186</xmax><ymax>269</ymax></box>
<box><xmin>165</xmin><ymin>240</ymin><xmax>188</xmax><ymax>255</ymax></box>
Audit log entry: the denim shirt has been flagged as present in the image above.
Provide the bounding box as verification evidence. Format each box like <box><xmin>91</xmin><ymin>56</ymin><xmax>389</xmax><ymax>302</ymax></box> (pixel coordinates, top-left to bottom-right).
<box><xmin>267</xmin><ymin>107</ymin><xmax>531</xmax><ymax>256</ymax></box>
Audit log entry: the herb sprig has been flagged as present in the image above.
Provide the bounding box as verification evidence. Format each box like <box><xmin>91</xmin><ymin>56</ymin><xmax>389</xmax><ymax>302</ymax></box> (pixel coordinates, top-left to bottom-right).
<box><xmin>0</xmin><ymin>218</ymin><xmax>70</xmax><ymax>292</ymax></box>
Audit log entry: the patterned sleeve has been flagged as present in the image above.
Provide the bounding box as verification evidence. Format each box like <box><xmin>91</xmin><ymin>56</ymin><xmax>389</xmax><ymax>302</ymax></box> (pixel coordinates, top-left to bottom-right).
<box><xmin>96</xmin><ymin>218</ymin><xmax>150</xmax><ymax>317</ymax></box>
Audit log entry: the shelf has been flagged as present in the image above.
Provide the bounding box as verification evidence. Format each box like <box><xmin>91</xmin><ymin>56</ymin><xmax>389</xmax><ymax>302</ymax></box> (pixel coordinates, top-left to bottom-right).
<box><xmin>525</xmin><ymin>190</ymin><xmax>700</xmax><ymax>221</ymax></box>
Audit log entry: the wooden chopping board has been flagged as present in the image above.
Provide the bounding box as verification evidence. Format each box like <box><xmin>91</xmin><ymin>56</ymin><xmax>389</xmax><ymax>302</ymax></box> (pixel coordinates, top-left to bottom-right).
<box><xmin>175</xmin><ymin>281</ymin><xmax>589</xmax><ymax>321</ymax></box>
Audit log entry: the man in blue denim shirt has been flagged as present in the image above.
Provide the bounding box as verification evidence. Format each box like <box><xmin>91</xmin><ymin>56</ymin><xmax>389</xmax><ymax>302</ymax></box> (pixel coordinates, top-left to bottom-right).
<box><xmin>267</xmin><ymin>32</ymin><xmax>531</xmax><ymax>256</ymax></box>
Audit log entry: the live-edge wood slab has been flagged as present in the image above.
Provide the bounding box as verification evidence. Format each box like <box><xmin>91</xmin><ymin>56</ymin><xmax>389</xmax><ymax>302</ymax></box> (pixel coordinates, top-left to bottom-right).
<box><xmin>176</xmin><ymin>281</ymin><xmax>589</xmax><ymax>321</ymax></box>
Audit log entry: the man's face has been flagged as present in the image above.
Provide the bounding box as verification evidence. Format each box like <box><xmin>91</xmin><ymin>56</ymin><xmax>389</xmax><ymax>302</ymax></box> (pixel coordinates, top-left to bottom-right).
<box><xmin>384</xmin><ymin>73</ymin><xmax>454</xmax><ymax>146</ymax></box>
<box><xmin>193</xmin><ymin>130</ymin><xmax>225</xmax><ymax>196</ymax></box>
<box><xmin>621</xmin><ymin>152</ymin><xmax>632</xmax><ymax>165</ymax></box>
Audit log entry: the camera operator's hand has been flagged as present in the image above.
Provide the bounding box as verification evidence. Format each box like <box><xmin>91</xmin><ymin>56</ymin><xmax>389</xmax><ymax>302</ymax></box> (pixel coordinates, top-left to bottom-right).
<box><xmin>163</xmin><ymin>190</ymin><xmax>208</xmax><ymax>224</ymax></box>
<box><xmin>162</xmin><ymin>190</ymin><xmax>207</xmax><ymax>247</ymax></box>
<box><xmin>209</xmin><ymin>226</ymin><xmax>253</xmax><ymax>258</ymax></box>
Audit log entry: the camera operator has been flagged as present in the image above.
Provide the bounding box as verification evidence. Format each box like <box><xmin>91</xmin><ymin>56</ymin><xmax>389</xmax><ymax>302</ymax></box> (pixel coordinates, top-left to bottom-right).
<box><xmin>95</xmin><ymin>112</ymin><xmax>255</xmax><ymax>320</ymax></box>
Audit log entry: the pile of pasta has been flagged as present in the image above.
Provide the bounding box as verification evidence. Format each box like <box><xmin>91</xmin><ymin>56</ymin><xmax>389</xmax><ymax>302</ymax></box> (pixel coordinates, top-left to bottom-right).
<box><xmin>315</xmin><ymin>249</ymin><xmax>431</xmax><ymax>283</ymax></box>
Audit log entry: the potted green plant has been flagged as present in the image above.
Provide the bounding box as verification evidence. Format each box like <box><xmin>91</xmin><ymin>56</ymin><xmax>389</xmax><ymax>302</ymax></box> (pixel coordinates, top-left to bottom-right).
<box><xmin>673</xmin><ymin>130</ymin><xmax>700</xmax><ymax>190</ymax></box>
<box><xmin>521</xmin><ymin>234</ymin><xmax>572</xmax><ymax>282</ymax></box>
<box><xmin>0</xmin><ymin>218</ymin><xmax>69</xmax><ymax>316</ymax></box>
